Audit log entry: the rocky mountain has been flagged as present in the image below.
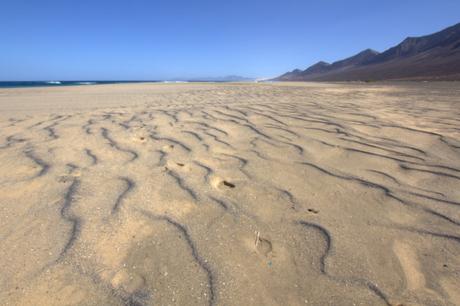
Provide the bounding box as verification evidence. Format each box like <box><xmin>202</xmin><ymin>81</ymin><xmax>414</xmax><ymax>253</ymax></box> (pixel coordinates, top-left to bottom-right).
<box><xmin>276</xmin><ymin>22</ymin><xmax>460</xmax><ymax>81</ymax></box>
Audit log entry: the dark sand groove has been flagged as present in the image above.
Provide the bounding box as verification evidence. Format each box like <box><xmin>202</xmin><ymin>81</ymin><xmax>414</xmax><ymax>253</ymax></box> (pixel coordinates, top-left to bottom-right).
<box><xmin>24</xmin><ymin>148</ymin><xmax>51</xmax><ymax>178</ymax></box>
<box><xmin>366</xmin><ymin>169</ymin><xmax>400</xmax><ymax>184</ymax></box>
<box><xmin>84</xmin><ymin>148</ymin><xmax>98</xmax><ymax>165</ymax></box>
<box><xmin>43</xmin><ymin>123</ymin><xmax>59</xmax><ymax>140</ymax></box>
<box><xmin>166</xmin><ymin>170</ymin><xmax>198</xmax><ymax>200</ymax></box>
<box><xmin>82</xmin><ymin>119</ymin><xmax>95</xmax><ymax>134</ymax></box>
<box><xmin>338</xmin><ymin>138</ymin><xmax>426</xmax><ymax>161</ymax></box>
<box><xmin>405</xmin><ymin>191</ymin><xmax>460</xmax><ymax>206</ymax></box>
<box><xmin>118</xmin><ymin>122</ymin><xmax>131</xmax><ymax>130</ymax></box>
<box><xmin>155</xmin><ymin>149</ymin><xmax>167</xmax><ymax>166</ymax></box>
<box><xmin>202</xmin><ymin>131</ymin><xmax>234</xmax><ymax>148</ymax></box>
<box><xmin>276</xmin><ymin>188</ymin><xmax>297</xmax><ymax>210</ymax></box>
<box><xmin>298</xmin><ymin>221</ymin><xmax>332</xmax><ymax>274</ymax></box>
<box><xmin>300</xmin><ymin>161</ymin><xmax>460</xmax><ymax>227</ymax></box>
<box><xmin>101</xmin><ymin>127</ymin><xmax>139</xmax><ymax>162</ymax></box>
<box><xmin>140</xmin><ymin>210</ymin><xmax>216</xmax><ymax>306</ymax></box>
<box><xmin>181</xmin><ymin>130</ymin><xmax>204</xmax><ymax>142</ymax></box>
<box><xmin>343</xmin><ymin>147</ymin><xmax>417</xmax><ymax>164</ymax></box>
<box><xmin>399</xmin><ymin>164</ymin><xmax>460</xmax><ymax>180</ymax></box>
<box><xmin>193</xmin><ymin>161</ymin><xmax>213</xmax><ymax>183</ymax></box>
<box><xmin>66</xmin><ymin>163</ymin><xmax>79</xmax><ymax>174</ymax></box>
<box><xmin>211</xmin><ymin>110</ymin><xmax>251</xmax><ymax>125</ymax></box>
<box><xmin>149</xmin><ymin>133</ymin><xmax>192</xmax><ymax>152</ymax></box>
<box><xmin>376</xmin><ymin>141</ymin><xmax>427</xmax><ymax>156</ymax></box>
<box><xmin>264</xmin><ymin>124</ymin><xmax>299</xmax><ymax>138</ymax></box>
<box><xmin>208</xmin><ymin>196</ymin><xmax>229</xmax><ymax>211</ymax></box>
<box><xmin>0</xmin><ymin>135</ymin><xmax>26</xmax><ymax>149</ymax></box>
<box><xmin>298</xmin><ymin>222</ymin><xmax>391</xmax><ymax>305</ymax></box>
<box><xmin>393</xmin><ymin>226</ymin><xmax>460</xmax><ymax>243</ymax></box>
<box><xmin>112</xmin><ymin>177</ymin><xmax>135</xmax><ymax>214</ymax></box>
<box><xmin>58</xmin><ymin>179</ymin><xmax>81</xmax><ymax>259</ymax></box>
<box><xmin>367</xmin><ymin>169</ymin><xmax>447</xmax><ymax>197</ymax></box>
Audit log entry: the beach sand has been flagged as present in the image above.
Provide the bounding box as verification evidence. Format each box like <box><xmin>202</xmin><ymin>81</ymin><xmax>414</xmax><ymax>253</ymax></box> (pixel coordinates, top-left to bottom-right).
<box><xmin>0</xmin><ymin>82</ymin><xmax>459</xmax><ymax>306</ymax></box>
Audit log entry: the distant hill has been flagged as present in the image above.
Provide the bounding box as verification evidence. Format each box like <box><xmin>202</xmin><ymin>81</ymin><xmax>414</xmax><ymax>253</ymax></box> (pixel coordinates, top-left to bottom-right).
<box><xmin>185</xmin><ymin>75</ymin><xmax>255</xmax><ymax>82</ymax></box>
<box><xmin>276</xmin><ymin>22</ymin><xmax>460</xmax><ymax>81</ymax></box>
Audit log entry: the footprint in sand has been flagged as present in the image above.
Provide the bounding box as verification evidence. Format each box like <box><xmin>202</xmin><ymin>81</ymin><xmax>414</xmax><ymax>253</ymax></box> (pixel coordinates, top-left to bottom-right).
<box><xmin>162</xmin><ymin>144</ymin><xmax>174</xmax><ymax>152</ymax></box>
<box><xmin>210</xmin><ymin>176</ymin><xmax>236</xmax><ymax>190</ymax></box>
<box><xmin>58</xmin><ymin>175</ymin><xmax>77</xmax><ymax>183</ymax></box>
<box><xmin>254</xmin><ymin>233</ymin><xmax>273</xmax><ymax>257</ymax></box>
<box><xmin>58</xmin><ymin>166</ymin><xmax>82</xmax><ymax>183</ymax></box>
<box><xmin>111</xmin><ymin>268</ymin><xmax>146</xmax><ymax>295</ymax></box>
<box><xmin>165</xmin><ymin>160</ymin><xmax>190</xmax><ymax>172</ymax></box>
<box><xmin>132</xmin><ymin>135</ymin><xmax>147</xmax><ymax>143</ymax></box>
<box><xmin>393</xmin><ymin>240</ymin><xmax>427</xmax><ymax>292</ymax></box>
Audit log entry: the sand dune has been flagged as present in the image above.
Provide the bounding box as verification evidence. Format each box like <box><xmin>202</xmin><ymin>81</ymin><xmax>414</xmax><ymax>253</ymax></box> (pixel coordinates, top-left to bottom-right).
<box><xmin>0</xmin><ymin>82</ymin><xmax>459</xmax><ymax>306</ymax></box>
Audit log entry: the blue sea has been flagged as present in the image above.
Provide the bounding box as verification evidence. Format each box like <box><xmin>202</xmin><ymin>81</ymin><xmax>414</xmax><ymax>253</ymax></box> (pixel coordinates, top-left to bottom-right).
<box><xmin>0</xmin><ymin>81</ymin><xmax>162</xmax><ymax>88</ymax></box>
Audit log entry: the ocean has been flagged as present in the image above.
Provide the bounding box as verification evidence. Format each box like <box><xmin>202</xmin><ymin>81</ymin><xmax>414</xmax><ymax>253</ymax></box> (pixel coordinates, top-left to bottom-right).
<box><xmin>0</xmin><ymin>81</ymin><xmax>162</xmax><ymax>88</ymax></box>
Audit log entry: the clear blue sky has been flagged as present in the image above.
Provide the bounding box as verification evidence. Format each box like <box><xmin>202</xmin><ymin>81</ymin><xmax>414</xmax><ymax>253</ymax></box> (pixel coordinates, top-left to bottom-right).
<box><xmin>1</xmin><ymin>0</ymin><xmax>459</xmax><ymax>80</ymax></box>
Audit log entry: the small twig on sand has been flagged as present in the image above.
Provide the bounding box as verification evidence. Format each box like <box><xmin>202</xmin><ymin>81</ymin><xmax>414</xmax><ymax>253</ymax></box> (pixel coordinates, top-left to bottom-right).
<box><xmin>254</xmin><ymin>231</ymin><xmax>260</xmax><ymax>248</ymax></box>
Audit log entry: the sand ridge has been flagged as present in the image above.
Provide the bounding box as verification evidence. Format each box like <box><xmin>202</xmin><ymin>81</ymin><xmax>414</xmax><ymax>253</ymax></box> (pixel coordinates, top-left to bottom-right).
<box><xmin>0</xmin><ymin>82</ymin><xmax>459</xmax><ymax>305</ymax></box>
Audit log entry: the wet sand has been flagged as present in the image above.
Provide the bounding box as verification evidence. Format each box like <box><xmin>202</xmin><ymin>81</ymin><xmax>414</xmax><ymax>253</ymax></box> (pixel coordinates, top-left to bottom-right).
<box><xmin>0</xmin><ymin>82</ymin><xmax>459</xmax><ymax>306</ymax></box>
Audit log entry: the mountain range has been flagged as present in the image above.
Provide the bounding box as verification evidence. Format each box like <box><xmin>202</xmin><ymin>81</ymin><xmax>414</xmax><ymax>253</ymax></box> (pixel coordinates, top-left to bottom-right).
<box><xmin>276</xmin><ymin>22</ymin><xmax>460</xmax><ymax>81</ymax></box>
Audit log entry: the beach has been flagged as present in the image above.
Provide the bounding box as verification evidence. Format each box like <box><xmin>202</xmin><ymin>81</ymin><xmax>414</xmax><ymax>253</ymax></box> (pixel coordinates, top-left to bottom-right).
<box><xmin>0</xmin><ymin>82</ymin><xmax>459</xmax><ymax>305</ymax></box>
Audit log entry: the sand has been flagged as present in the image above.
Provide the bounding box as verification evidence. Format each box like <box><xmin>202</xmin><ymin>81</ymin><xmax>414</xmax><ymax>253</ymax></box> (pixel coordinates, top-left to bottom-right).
<box><xmin>0</xmin><ymin>82</ymin><xmax>459</xmax><ymax>306</ymax></box>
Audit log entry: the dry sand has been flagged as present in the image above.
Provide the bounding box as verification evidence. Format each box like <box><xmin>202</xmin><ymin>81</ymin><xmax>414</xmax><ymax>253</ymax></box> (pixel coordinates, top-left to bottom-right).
<box><xmin>0</xmin><ymin>82</ymin><xmax>459</xmax><ymax>306</ymax></box>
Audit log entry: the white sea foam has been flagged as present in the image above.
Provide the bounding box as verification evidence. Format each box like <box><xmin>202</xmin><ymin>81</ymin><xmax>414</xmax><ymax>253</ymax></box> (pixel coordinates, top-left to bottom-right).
<box><xmin>46</xmin><ymin>81</ymin><xmax>61</xmax><ymax>84</ymax></box>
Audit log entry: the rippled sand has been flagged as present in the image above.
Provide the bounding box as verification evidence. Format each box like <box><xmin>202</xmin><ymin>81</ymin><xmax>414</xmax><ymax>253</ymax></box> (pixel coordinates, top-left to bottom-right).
<box><xmin>0</xmin><ymin>82</ymin><xmax>459</xmax><ymax>306</ymax></box>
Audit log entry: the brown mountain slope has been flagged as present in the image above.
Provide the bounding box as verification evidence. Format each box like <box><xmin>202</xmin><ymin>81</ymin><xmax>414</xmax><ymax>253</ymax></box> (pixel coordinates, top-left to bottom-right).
<box><xmin>276</xmin><ymin>22</ymin><xmax>460</xmax><ymax>81</ymax></box>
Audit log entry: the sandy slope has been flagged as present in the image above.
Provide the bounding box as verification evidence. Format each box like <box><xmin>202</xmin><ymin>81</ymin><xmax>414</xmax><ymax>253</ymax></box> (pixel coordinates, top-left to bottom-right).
<box><xmin>0</xmin><ymin>82</ymin><xmax>459</xmax><ymax>306</ymax></box>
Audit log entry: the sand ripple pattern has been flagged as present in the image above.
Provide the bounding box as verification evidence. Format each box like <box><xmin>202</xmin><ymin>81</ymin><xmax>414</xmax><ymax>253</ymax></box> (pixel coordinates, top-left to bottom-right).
<box><xmin>0</xmin><ymin>82</ymin><xmax>459</xmax><ymax>305</ymax></box>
